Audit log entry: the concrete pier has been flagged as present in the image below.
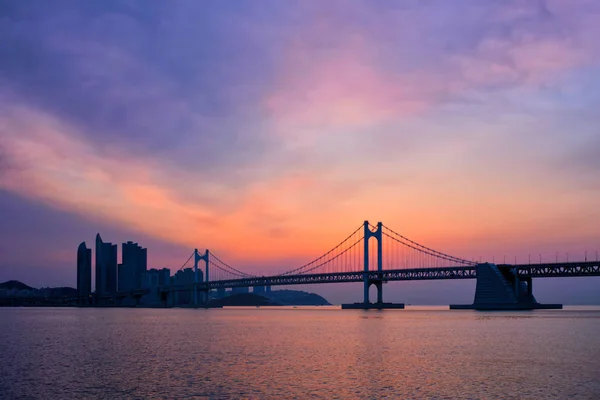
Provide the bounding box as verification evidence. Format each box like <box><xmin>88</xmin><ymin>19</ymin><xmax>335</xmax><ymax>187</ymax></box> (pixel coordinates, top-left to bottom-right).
<box><xmin>450</xmin><ymin>263</ymin><xmax>562</xmax><ymax>311</ymax></box>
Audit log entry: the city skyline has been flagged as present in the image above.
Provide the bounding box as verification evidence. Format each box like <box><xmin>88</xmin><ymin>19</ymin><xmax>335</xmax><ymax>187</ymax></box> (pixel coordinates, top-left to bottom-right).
<box><xmin>75</xmin><ymin>234</ymin><xmax>150</xmax><ymax>296</ymax></box>
<box><xmin>1</xmin><ymin>1</ymin><xmax>600</xmax><ymax>303</ymax></box>
<box><xmin>65</xmin><ymin>224</ymin><xmax>600</xmax><ymax>306</ymax></box>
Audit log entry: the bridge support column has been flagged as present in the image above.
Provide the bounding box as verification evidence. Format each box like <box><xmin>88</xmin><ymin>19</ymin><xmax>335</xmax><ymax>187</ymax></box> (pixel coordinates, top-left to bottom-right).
<box><xmin>375</xmin><ymin>280</ymin><xmax>383</xmax><ymax>304</ymax></box>
<box><xmin>450</xmin><ymin>263</ymin><xmax>562</xmax><ymax>310</ymax></box>
<box><xmin>362</xmin><ymin>221</ymin><xmax>383</xmax><ymax>305</ymax></box>
<box><xmin>514</xmin><ymin>267</ymin><xmax>520</xmax><ymax>299</ymax></box>
<box><xmin>526</xmin><ymin>277</ymin><xmax>532</xmax><ymax>297</ymax></box>
<box><xmin>194</xmin><ymin>249</ymin><xmax>210</xmax><ymax>307</ymax></box>
<box><xmin>363</xmin><ymin>222</ymin><xmax>370</xmax><ymax>304</ymax></box>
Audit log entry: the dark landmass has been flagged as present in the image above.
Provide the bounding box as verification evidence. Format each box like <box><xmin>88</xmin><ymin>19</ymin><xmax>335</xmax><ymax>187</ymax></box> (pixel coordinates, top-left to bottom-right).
<box><xmin>265</xmin><ymin>290</ymin><xmax>330</xmax><ymax>306</ymax></box>
<box><xmin>0</xmin><ymin>280</ymin><xmax>34</xmax><ymax>291</ymax></box>
<box><xmin>0</xmin><ymin>280</ymin><xmax>78</xmax><ymax>306</ymax></box>
<box><xmin>41</xmin><ymin>287</ymin><xmax>78</xmax><ymax>297</ymax></box>
<box><xmin>0</xmin><ymin>280</ymin><xmax>77</xmax><ymax>296</ymax></box>
<box><xmin>208</xmin><ymin>293</ymin><xmax>280</xmax><ymax>307</ymax></box>
<box><xmin>208</xmin><ymin>290</ymin><xmax>331</xmax><ymax>307</ymax></box>
<box><xmin>0</xmin><ymin>281</ymin><xmax>330</xmax><ymax>308</ymax></box>
<box><xmin>0</xmin><ymin>280</ymin><xmax>77</xmax><ymax>306</ymax></box>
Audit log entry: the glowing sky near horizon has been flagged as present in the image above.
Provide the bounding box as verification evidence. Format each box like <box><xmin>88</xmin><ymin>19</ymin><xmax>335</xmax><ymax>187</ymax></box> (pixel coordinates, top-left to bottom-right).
<box><xmin>1</xmin><ymin>0</ymin><xmax>600</xmax><ymax>292</ymax></box>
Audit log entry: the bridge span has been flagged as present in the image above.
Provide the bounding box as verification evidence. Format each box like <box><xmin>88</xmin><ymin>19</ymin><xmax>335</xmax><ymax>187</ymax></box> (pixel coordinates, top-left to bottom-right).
<box><xmin>158</xmin><ymin>221</ymin><xmax>600</xmax><ymax>310</ymax></box>
<box><xmin>193</xmin><ymin>261</ymin><xmax>600</xmax><ymax>290</ymax></box>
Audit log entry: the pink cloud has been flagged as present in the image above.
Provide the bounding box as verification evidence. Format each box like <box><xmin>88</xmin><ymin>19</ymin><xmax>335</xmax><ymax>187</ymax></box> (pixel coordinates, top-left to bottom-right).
<box><xmin>2</xmin><ymin>1</ymin><xmax>600</xmax><ymax>275</ymax></box>
<box><xmin>263</xmin><ymin>34</ymin><xmax>436</xmax><ymax>132</ymax></box>
<box><xmin>262</xmin><ymin>1</ymin><xmax>599</xmax><ymax>135</ymax></box>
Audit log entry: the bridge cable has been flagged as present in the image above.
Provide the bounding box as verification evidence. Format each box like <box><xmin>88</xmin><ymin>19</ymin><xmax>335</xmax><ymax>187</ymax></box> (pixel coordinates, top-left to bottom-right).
<box><xmin>210</xmin><ymin>252</ymin><xmax>255</xmax><ymax>277</ymax></box>
<box><xmin>277</xmin><ymin>224</ymin><xmax>364</xmax><ymax>276</ymax></box>
<box><xmin>208</xmin><ymin>260</ymin><xmax>251</xmax><ymax>279</ymax></box>
<box><xmin>381</xmin><ymin>232</ymin><xmax>472</xmax><ymax>266</ymax></box>
<box><xmin>177</xmin><ymin>252</ymin><xmax>196</xmax><ymax>272</ymax></box>
<box><xmin>381</xmin><ymin>224</ymin><xmax>474</xmax><ymax>265</ymax></box>
<box><xmin>294</xmin><ymin>237</ymin><xmax>364</xmax><ymax>275</ymax></box>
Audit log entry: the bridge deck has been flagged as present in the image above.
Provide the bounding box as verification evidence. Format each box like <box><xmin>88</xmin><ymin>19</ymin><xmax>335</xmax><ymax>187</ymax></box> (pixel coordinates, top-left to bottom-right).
<box><xmin>163</xmin><ymin>261</ymin><xmax>600</xmax><ymax>292</ymax></box>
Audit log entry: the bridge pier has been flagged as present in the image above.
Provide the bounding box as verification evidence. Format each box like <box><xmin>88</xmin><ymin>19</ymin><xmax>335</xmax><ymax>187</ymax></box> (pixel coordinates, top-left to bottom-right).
<box><xmin>343</xmin><ymin>278</ymin><xmax>405</xmax><ymax>309</ymax></box>
<box><xmin>450</xmin><ymin>263</ymin><xmax>562</xmax><ymax>310</ymax></box>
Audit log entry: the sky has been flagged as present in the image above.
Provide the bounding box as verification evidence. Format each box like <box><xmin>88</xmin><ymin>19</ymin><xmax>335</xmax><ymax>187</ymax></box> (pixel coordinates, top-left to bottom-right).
<box><xmin>1</xmin><ymin>0</ymin><xmax>599</xmax><ymax>303</ymax></box>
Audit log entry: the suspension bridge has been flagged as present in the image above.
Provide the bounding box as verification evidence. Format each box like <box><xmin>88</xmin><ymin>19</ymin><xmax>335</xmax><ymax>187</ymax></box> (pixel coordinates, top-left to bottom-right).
<box><xmin>162</xmin><ymin>221</ymin><xmax>599</xmax><ymax>310</ymax></box>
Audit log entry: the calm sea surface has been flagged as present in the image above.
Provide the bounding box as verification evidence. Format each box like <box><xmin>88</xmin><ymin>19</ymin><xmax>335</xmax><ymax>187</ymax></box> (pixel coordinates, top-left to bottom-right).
<box><xmin>1</xmin><ymin>306</ymin><xmax>599</xmax><ymax>399</ymax></box>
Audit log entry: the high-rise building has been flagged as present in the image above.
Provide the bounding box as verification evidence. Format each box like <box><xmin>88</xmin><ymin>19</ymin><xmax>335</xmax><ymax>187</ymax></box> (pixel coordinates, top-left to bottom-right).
<box><xmin>171</xmin><ymin>268</ymin><xmax>196</xmax><ymax>304</ymax></box>
<box><xmin>117</xmin><ymin>263</ymin><xmax>127</xmax><ymax>291</ymax></box>
<box><xmin>142</xmin><ymin>268</ymin><xmax>170</xmax><ymax>289</ymax></box>
<box><xmin>118</xmin><ymin>241</ymin><xmax>148</xmax><ymax>292</ymax></box>
<box><xmin>172</xmin><ymin>268</ymin><xmax>196</xmax><ymax>285</ymax></box>
<box><xmin>76</xmin><ymin>242</ymin><xmax>92</xmax><ymax>297</ymax></box>
<box><xmin>95</xmin><ymin>233</ymin><xmax>118</xmax><ymax>294</ymax></box>
<box><xmin>158</xmin><ymin>268</ymin><xmax>170</xmax><ymax>286</ymax></box>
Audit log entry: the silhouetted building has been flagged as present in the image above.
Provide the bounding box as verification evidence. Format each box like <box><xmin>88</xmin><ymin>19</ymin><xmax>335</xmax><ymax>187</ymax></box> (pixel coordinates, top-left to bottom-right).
<box><xmin>172</xmin><ymin>268</ymin><xmax>197</xmax><ymax>285</ymax></box>
<box><xmin>95</xmin><ymin>234</ymin><xmax>117</xmax><ymax>294</ymax></box>
<box><xmin>142</xmin><ymin>268</ymin><xmax>170</xmax><ymax>289</ymax></box>
<box><xmin>143</xmin><ymin>269</ymin><xmax>160</xmax><ymax>289</ymax></box>
<box><xmin>76</xmin><ymin>242</ymin><xmax>92</xmax><ymax>297</ymax></box>
<box><xmin>158</xmin><ymin>268</ymin><xmax>170</xmax><ymax>286</ymax></box>
<box><xmin>118</xmin><ymin>241</ymin><xmax>147</xmax><ymax>292</ymax></box>
<box><xmin>171</xmin><ymin>268</ymin><xmax>197</xmax><ymax>305</ymax></box>
<box><xmin>232</xmin><ymin>286</ymin><xmax>249</xmax><ymax>294</ymax></box>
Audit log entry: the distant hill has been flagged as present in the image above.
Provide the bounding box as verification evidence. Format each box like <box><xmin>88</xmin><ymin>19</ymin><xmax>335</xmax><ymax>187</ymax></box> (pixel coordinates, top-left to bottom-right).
<box><xmin>0</xmin><ymin>281</ymin><xmax>77</xmax><ymax>298</ymax></box>
<box><xmin>265</xmin><ymin>290</ymin><xmax>330</xmax><ymax>306</ymax></box>
<box><xmin>209</xmin><ymin>293</ymin><xmax>280</xmax><ymax>307</ymax></box>
<box><xmin>41</xmin><ymin>287</ymin><xmax>78</xmax><ymax>297</ymax></box>
<box><xmin>0</xmin><ymin>280</ymin><xmax>34</xmax><ymax>291</ymax></box>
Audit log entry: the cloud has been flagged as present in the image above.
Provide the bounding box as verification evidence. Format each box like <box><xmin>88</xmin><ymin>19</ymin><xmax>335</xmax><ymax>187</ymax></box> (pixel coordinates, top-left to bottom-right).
<box><xmin>262</xmin><ymin>0</ymin><xmax>600</xmax><ymax>139</ymax></box>
<box><xmin>0</xmin><ymin>105</ymin><xmax>218</xmax><ymax>245</ymax></box>
<box><xmin>0</xmin><ymin>103</ymin><xmax>370</xmax><ymax>264</ymax></box>
<box><xmin>0</xmin><ymin>143</ymin><xmax>10</xmax><ymax>176</ymax></box>
<box><xmin>0</xmin><ymin>0</ymin><xmax>274</xmax><ymax>173</ymax></box>
<box><xmin>1</xmin><ymin>0</ymin><xmax>600</xmax><ymax>277</ymax></box>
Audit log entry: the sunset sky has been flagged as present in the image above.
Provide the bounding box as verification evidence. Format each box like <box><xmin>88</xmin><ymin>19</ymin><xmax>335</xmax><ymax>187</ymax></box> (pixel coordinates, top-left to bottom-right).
<box><xmin>1</xmin><ymin>1</ymin><xmax>599</xmax><ymax>302</ymax></box>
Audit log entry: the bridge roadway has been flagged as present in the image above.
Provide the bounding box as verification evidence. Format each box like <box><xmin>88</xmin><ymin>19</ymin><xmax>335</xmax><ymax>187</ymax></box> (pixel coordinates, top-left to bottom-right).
<box><xmin>165</xmin><ymin>261</ymin><xmax>600</xmax><ymax>292</ymax></box>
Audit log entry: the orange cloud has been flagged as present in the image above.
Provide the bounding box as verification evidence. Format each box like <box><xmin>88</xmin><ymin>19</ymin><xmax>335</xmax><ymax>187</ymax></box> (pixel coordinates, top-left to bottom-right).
<box><xmin>2</xmin><ymin>94</ymin><xmax>599</xmax><ymax>274</ymax></box>
<box><xmin>0</xmin><ymin>105</ymin><xmax>371</xmax><ymax>268</ymax></box>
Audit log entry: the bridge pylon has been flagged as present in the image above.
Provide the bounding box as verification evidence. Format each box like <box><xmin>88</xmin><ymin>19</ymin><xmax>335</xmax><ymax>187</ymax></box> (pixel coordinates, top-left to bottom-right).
<box><xmin>363</xmin><ymin>221</ymin><xmax>383</xmax><ymax>304</ymax></box>
<box><xmin>194</xmin><ymin>249</ymin><xmax>210</xmax><ymax>306</ymax></box>
<box><xmin>342</xmin><ymin>221</ymin><xmax>405</xmax><ymax>309</ymax></box>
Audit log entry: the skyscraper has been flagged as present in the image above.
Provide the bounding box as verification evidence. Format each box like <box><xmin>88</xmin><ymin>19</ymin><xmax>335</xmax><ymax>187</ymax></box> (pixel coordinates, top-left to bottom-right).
<box><xmin>95</xmin><ymin>233</ymin><xmax>118</xmax><ymax>294</ymax></box>
<box><xmin>118</xmin><ymin>241</ymin><xmax>148</xmax><ymax>292</ymax></box>
<box><xmin>76</xmin><ymin>242</ymin><xmax>92</xmax><ymax>297</ymax></box>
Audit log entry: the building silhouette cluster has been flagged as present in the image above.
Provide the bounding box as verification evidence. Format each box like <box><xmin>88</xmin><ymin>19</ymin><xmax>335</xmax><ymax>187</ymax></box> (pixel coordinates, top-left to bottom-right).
<box><xmin>76</xmin><ymin>234</ymin><xmax>171</xmax><ymax>299</ymax></box>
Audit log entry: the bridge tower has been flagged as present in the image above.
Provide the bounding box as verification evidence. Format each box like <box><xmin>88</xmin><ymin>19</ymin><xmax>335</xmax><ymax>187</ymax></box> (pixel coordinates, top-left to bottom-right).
<box><xmin>194</xmin><ymin>249</ymin><xmax>210</xmax><ymax>306</ymax></box>
<box><xmin>363</xmin><ymin>221</ymin><xmax>383</xmax><ymax>304</ymax></box>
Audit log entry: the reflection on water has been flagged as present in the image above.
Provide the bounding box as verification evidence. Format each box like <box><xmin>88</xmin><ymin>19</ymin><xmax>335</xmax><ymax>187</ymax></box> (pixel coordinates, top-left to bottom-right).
<box><xmin>1</xmin><ymin>307</ymin><xmax>599</xmax><ymax>399</ymax></box>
